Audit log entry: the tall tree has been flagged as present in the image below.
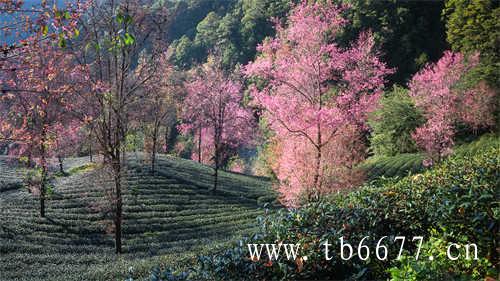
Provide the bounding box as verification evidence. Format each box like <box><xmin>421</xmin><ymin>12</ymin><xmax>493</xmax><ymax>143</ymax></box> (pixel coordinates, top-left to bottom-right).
<box><xmin>179</xmin><ymin>60</ymin><xmax>254</xmax><ymax>192</ymax></box>
<box><xmin>443</xmin><ymin>0</ymin><xmax>499</xmax><ymax>57</ymax></box>
<box><xmin>245</xmin><ymin>1</ymin><xmax>392</xmax><ymax>205</ymax></box>
<box><xmin>73</xmin><ymin>0</ymin><xmax>171</xmax><ymax>253</ymax></box>
<box><xmin>168</xmin><ymin>0</ymin><xmax>291</xmax><ymax>70</ymax></box>
<box><xmin>443</xmin><ymin>0</ymin><xmax>499</xmax><ymax>87</ymax></box>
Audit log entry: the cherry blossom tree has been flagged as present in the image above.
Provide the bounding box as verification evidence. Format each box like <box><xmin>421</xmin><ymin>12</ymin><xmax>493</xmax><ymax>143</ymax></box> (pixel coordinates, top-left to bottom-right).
<box><xmin>245</xmin><ymin>1</ymin><xmax>392</xmax><ymax>205</ymax></box>
<box><xmin>409</xmin><ymin>51</ymin><xmax>496</xmax><ymax>160</ymax></box>
<box><xmin>0</xmin><ymin>42</ymin><xmax>87</xmax><ymax>217</ymax></box>
<box><xmin>1</xmin><ymin>1</ymin><xmax>87</xmax><ymax>173</ymax></box>
<box><xmin>135</xmin><ymin>53</ymin><xmax>178</xmax><ymax>173</ymax></box>
<box><xmin>179</xmin><ymin>60</ymin><xmax>255</xmax><ymax>192</ymax></box>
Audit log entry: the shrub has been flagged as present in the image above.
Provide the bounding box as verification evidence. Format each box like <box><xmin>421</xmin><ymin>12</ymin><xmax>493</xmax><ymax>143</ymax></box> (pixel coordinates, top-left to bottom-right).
<box><xmin>369</xmin><ymin>86</ymin><xmax>424</xmax><ymax>156</ymax></box>
<box><xmin>388</xmin><ymin>230</ymin><xmax>495</xmax><ymax>281</ymax></box>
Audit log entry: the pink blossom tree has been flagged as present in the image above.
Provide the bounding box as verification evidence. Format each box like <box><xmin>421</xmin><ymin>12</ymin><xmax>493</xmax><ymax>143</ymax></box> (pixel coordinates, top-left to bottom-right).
<box><xmin>0</xmin><ymin>42</ymin><xmax>87</xmax><ymax>217</ymax></box>
<box><xmin>409</xmin><ymin>51</ymin><xmax>496</xmax><ymax>160</ymax></box>
<box><xmin>1</xmin><ymin>0</ymin><xmax>87</xmax><ymax>174</ymax></box>
<box><xmin>179</xmin><ymin>61</ymin><xmax>255</xmax><ymax>192</ymax></box>
<box><xmin>244</xmin><ymin>1</ymin><xmax>392</xmax><ymax>205</ymax></box>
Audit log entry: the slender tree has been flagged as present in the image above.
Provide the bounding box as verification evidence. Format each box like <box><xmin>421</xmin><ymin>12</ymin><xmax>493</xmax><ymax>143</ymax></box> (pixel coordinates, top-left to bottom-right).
<box><xmin>136</xmin><ymin>54</ymin><xmax>177</xmax><ymax>173</ymax></box>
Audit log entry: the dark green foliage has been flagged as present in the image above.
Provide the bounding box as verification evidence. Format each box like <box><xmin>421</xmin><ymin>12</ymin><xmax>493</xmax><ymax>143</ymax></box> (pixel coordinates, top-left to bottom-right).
<box><xmin>442</xmin><ymin>0</ymin><xmax>500</xmax><ymax>88</ymax></box>
<box><xmin>150</xmin><ymin>146</ymin><xmax>498</xmax><ymax>280</ymax></box>
<box><xmin>388</xmin><ymin>231</ymin><xmax>495</xmax><ymax>280</ymax></box>
<box><xmin>368</xmin><ymin>86</ymin><xmax>424</xmax><ymax>156</ymax></box>
<box><xmin>169</xmin><ymin>0</ymin><xmax>449</xmax><ymax>80</ymax></box>
<box><xmin>165</xmin><ymin>0</ymin><xmax>235</xmax><ymax>40</ymax></box>
<box><xmin>443</xmin><ymin>0</ymin><xmax>499</xmax><ymax>57</ymax></box>
<box><xmin>168</xmin><ymin>0</ymin><xmax>291</xmax><ymax>69</ymax></box>
<box><xmin>361</xmin><ymin>134</ymin><xmax>499</xmax><ymax>181</ymax></box>
<box><xmin>340</xmin><ymin>0</ymin><xmax>448</xmax><ymax>85</ymax></box>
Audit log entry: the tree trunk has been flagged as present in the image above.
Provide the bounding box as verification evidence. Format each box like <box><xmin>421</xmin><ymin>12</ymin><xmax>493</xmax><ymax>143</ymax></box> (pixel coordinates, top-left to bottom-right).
<box><xmin>311</xmin><ymin>123</ymin><xmax>322</xmax><ymax>201</ymax></box>
<box><xmin>27</xmin><ymin>149</ymin><xmax>33</xmax><ymax>168</ymax></box>
<box><xmin>113</xmin><ymin>107</ymin><xmax>124</xmax><ymax>254</ymax></box>
<box><xmin>89</xmin><ymin>130</ymin><xmax>93</xmax><ymax>162</ymax></box>
<box><xmin>113</xmin><ymin>157</ymin><xmax>122</xmax><ymax>254</ymax></box>
<box><xmin>212</xmin><ymin>142</ymin><xmax>219</xmax><ymax>193</ymax></box>
<box><xmin>198</xmin><ymin>125</ymin><xmax>202</xmax><ymax>163</ymax></box>
<box><xmin>151</xmin><ymin>146</ymin><xmax>156</xmax><ymax>173</ymax></box>
<box><xmin>40</xmin><ymin>129</ymin><xmax>47</xmax><ymax>218</ymax></box>
<box><xmin>40</xmin><ymin>173</ymin><xmax>46</xmax><ymax>217</ymax></box>
<box><xmin>151</xmin><ymin>126</ymin><xmax>157</xmax><ymax>174</ymax></box>
<box><xmin>58</xmin><ymin>156</ymin><xmax>64</xmax><ymax>174</ymax></box>
<box><xmin>312</xmin><ymin>146</ymin><xmax>321</xmax><ymax>200</ymax></box>
<box><xmin>164</xmin><ymin>126</ymin><xmax>170</xmax><ymax>153</ymax></box>
<box><xmin>213</xmin><ymin>165</ymin><xmax>218</xmax><ymax>193</ymax></box>
<box><xmin>89</xmin><ymin>143</ymin><xmax>93</xmax><ymax>162</ymax></box>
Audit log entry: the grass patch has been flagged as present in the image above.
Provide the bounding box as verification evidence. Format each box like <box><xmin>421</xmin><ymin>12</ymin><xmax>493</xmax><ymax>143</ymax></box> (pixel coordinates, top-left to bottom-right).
<box><xmin>67</xmin><ymin>162</ymin><xmax>99</xmax><ymax>176</ymax></box>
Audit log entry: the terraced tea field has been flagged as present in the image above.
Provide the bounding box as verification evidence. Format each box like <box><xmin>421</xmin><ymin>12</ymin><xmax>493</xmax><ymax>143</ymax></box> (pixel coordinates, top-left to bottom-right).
<box><xmin>0</xmin><ymin>154</ymin><xmax>276</xmax><ymax>281</ymax></box>
<box><xmin>0</xmin><ymin>156</ymin><xmax>27</xmax><ymax>192</ymax></box>
<box><xmin>360</xmin><ymin>134</ymin><xmax>500</xmax><ymax>181</ymax></box>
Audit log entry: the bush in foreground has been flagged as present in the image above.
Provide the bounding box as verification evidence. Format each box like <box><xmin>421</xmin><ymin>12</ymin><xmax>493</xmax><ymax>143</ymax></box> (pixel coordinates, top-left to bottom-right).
<box><xmin>137</xmin><ymin>147</ymin><xmax>498</xmax><ymax>280</ymax></box>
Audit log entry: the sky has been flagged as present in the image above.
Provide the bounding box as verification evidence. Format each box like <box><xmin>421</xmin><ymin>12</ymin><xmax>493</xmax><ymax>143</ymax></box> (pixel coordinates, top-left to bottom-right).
<box><xmin>1</xmin><ymin>0</ymin><xmax>69</xmax><ymax>45</ymax></box>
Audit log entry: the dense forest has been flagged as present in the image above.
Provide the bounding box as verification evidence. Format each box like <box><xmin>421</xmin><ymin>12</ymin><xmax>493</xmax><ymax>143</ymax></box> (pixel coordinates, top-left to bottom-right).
<box><xmin>0</xmin><ymin>0</ymin><xmax>498</xmax><ymax>280</ymax></box>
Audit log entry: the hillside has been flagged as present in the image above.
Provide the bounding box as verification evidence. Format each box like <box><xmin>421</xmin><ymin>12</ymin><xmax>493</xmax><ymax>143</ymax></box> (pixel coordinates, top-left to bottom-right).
<box><xmin>0</xmin><ymin>154</ymin><xmax>276</xmax><ymax>281</ymax></box>
<box><xmin>360</xmin><ymin>133</ymin><xmax>500</xmax><ymax>181</ymax></box>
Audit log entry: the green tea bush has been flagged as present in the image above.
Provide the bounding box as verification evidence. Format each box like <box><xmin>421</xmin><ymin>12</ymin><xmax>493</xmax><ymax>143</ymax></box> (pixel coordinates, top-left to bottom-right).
<box><xmin>388</xmin><ymin>230</ymin><xmax>495</xmax><ymax>281</ymax></box>
<box><xmin>146</xmin><ymin>147</ymin><xmax>498</xmax><ymax>280</ymax></box>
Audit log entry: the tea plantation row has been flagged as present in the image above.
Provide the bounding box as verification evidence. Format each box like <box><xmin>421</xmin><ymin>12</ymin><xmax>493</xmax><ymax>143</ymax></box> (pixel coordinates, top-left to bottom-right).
<box><xmin>0</xmin><ymin>154</ymin><xmax>276</xmax><ymax>281</ymax></box>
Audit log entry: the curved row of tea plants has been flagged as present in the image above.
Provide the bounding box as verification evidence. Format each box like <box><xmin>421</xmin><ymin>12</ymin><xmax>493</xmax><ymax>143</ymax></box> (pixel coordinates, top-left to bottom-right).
<box><xmin>360</xmin><ymin>133</ymin><xmax>500</xmax><ymax>180</ymax></box>
<box><xmin>0</xmin><ymin>154</ymin><xmax>276</xmax><ymax>281</ymax></box>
